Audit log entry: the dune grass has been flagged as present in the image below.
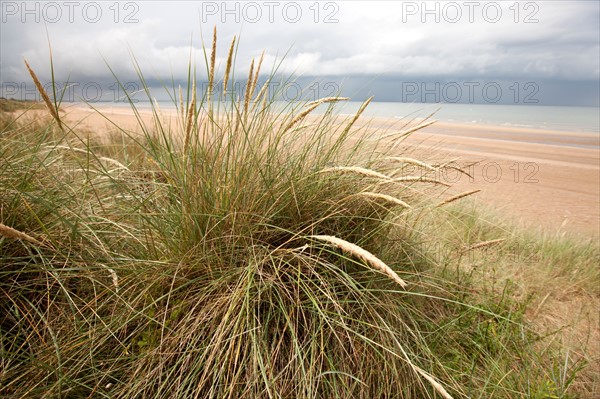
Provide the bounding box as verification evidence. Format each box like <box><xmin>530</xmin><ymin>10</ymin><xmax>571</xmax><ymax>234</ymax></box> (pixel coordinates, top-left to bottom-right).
<box><xmin>1</xmin><ymin>32</ymin><xmax>598</xmax><ymax>398</ymax></box>
<box><xmin>0</xmin><ymin>98</ymin><xmax>45</xmax><ymax>113</ymax></box>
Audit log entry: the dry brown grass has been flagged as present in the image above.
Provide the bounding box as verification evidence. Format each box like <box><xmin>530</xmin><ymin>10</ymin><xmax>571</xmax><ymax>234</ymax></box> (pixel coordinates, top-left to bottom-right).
<box><xmin>381</xmin><ymin>119</ymin><xmax>437</xmax><ymax>142</ymax></box>
<box><xmin>342</xmin><ymin>96</ymin><xmax>373</xmax><ymax>135</ymax></box>
<box><xmin>222</xmin><ymin>36</ymin><xmax>236</xmax><ymax>95</ymax></box>
<box><xmin>207</xmin><ymin>26</ymin><xmax>217</xmax><ymax>99</ymax></box>
<box><xmin>251</xmin><ymin>50</ymin><xmax>265</xmax><ymax>99</ymax></box>
<box><xmin>436</xmin><ymin>189</ymin><xmax>481</xmax><ymax>207</ymax></box>
<box><xmin>352</xmin><ymin>192</ymin><xmax>411</xmax><ymax>209</ymax></box>
<box><xmin>462</xmin><ymin>238</ymin><xmax>506</xmax><ymax>253</ymax></box>
<box><xmin>243</xmin><ymin>58</ymin><xmax>255</xmax><ymax>117</ymax></box>
<box><xmin>184</xmin><ymin>80</ymin><xmax>196</xmax><ymax>152</ymax></box>
<box><xmin>412</xmin><ymin>365</ymin><xmax>454</xmax><ymax>399</ymax></box>
<box><xmin>318</xmin><ymin>166</ymin><xmax>393</xmax><ymax>181</ymax></box>
<box><xmin>282</xmin><ymin>97</ymin><xmax>349</xmax><ymax>133</ymax></box>
<box><xmin>393</xmin><ymin>176</ymin><xmax>451</xmax><ymax>187</ymax></box>
<box><xmin>23</xmin><ymin>59</ymin><xmax>63</xmax><ymax>131</ymax></box>
<box><xmin>310</xmin><ymin>235</ymin><xmax>408</xmax><ymax>288</ymax></box>
<box><xmin>0</xmin><ymin>222</ymin><xmax>44</xmax><ymax>246</ymax></box>
<box><xmin>385</xmin><ymin>156</ymin><xmax>438</xmax><ymax>172</ymax></box>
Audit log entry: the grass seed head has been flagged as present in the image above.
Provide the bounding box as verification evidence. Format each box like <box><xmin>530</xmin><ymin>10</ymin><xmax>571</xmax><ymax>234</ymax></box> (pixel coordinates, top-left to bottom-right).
<box><xmin>24</xmin><ymin>59</ymin><xmax>63</xmax><ymax>131</ymax></box>
<box><xmin>310</xmin><ymin>235</ymin><xmax>408</xmax><ymax>289</ymax></box>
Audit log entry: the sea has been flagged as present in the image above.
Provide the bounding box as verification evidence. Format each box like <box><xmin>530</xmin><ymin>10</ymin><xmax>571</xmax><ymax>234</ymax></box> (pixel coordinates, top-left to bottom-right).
<box><xmin>318</xmin><ymin>102</ymin><xmax>600</xmax><ymax>135</ymax></box>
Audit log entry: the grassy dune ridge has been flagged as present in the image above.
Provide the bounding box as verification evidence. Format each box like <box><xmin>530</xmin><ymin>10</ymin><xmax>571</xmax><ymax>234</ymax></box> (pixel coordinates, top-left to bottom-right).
<box><xmin>1</xmin><ymin>33</ymin><xmax>598</xmax><ymax>398</ymax></box>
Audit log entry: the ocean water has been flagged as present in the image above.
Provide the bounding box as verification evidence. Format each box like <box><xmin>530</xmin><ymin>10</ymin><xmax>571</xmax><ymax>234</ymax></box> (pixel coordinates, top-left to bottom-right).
<box><xmin>87</xmin><ymin>101</ymin><xmax>600</xmax><ymax>134</ymax></box>
<box><xmin>329</xmin><ymin>102</ymin><xmax>600</xmax><ymax>134</ymax></box>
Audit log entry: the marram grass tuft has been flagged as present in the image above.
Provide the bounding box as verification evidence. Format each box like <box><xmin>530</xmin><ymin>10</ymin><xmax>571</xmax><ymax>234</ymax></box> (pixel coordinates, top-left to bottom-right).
<box><xmin>1</xmin><ymin>30</ymin><xmax>597</xmax><ymax>398</ymax></box>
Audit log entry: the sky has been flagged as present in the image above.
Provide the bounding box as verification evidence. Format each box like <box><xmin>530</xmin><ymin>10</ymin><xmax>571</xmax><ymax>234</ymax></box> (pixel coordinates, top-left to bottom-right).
<box><xmin>1</xmin><ymin>0</ymin><xmax>599</xmax><ymax>106</ymax></box>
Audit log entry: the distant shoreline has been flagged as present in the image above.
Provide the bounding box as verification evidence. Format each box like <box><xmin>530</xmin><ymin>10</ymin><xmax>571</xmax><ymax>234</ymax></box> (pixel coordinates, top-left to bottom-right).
<box><xmin>59</xmin><ymin>100</ymin><xmax>600</xmax><ymax>134</ymax></box>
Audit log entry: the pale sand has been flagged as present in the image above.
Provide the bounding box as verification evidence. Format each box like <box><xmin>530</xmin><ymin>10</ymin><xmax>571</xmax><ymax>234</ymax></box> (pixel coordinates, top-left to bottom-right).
<box><xmin>58</xmin><ymin>104</ymin><xmax>600</xmax><ymax>237</ymax></box>
<box><xmin>405</xmin><ymin>122</ymin><xmax>599</xmax><ymax>238</ymax></box>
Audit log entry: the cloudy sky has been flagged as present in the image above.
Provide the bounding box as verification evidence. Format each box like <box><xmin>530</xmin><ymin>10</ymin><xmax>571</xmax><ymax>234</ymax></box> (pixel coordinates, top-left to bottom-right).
<box><xmin>1</xmin><ymin>0</ymin><xmax>599</xmax><ymax>105</ymax></box>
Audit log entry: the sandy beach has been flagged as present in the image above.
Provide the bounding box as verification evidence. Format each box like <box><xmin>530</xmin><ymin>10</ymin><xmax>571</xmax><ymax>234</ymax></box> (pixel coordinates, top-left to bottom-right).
<box><xmin>407</xmin><ymin>122</ymin><xmax>599</xmax><ymax>238</ymax></box>
<box><xmin>59</xmin><ymin>104</ymin><xmax>600</xmax><ymax>238</ymax></box>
